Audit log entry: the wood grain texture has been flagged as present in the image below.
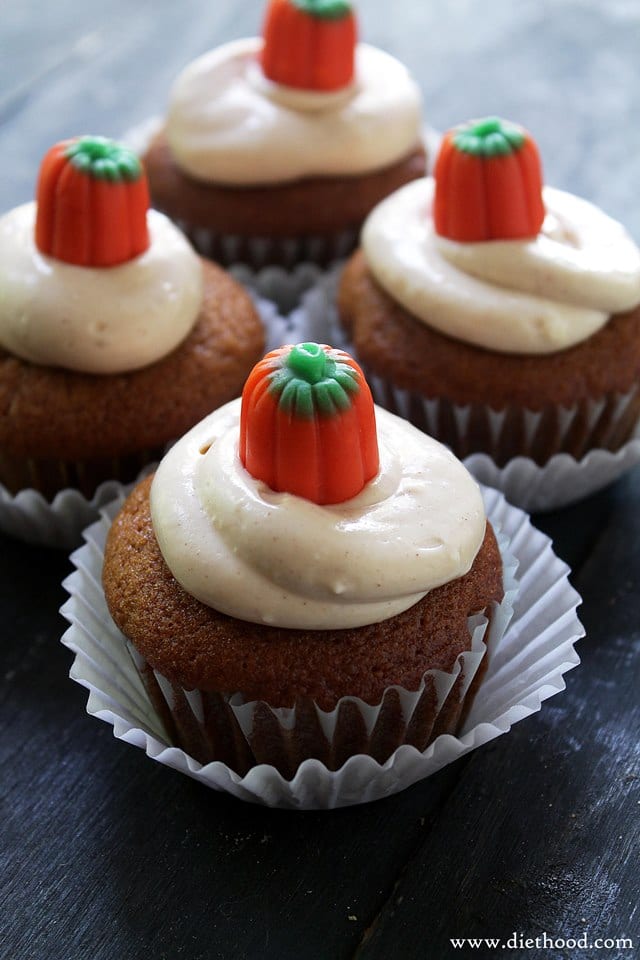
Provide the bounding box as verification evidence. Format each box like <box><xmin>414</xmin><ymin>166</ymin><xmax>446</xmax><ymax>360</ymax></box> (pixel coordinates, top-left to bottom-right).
<box><xmin>0</xmin><ymin>537</ymin><xmax>465</xmax><ymax>960</ymax></box>
<box><xmin>356</xmin><ymin>473</ymin><xmax>640</xmax><ymax>959</ymax></box>
<box><xmin>1</xmin><ymin>2</ymin><xmax>639</xmax><ymax>959</ymax></box>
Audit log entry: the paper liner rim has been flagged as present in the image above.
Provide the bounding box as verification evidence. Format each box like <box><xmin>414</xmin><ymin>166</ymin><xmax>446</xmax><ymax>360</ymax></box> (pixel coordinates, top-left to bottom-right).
<box><xmin>60</xmin><ymin>483</ymin><xmax>584</xmax><ymax>808</ymax></box>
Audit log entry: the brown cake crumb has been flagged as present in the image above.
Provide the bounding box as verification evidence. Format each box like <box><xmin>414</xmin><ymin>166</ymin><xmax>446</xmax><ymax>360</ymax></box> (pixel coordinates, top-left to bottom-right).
<box><xmin>338</xmin><ymin>249</ymin><xmax>640</xmax><ymax>411</ymax></box>
<box><xmin>0</xmin><ymin>259</ymin><xmax>264</xmax><ymax>463</ymax></box>
<box><xmin>103</xmin><ymin>475</ymin><xmax>504</xmax><ymax>711</ymax></box>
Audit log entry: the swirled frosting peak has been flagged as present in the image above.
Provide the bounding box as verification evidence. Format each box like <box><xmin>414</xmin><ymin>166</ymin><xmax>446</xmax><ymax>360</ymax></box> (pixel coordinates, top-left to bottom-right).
<box><xmin>165</xmin><ymin>38</ymin><xmax>423</xmax><ymax>185</ymax></box>
<box><xmin>150</xmin><ymin>400</ymin><xmax>487</xmax><ymax>630</ymax></box>
<box><xmin>0</xmin><ymin>202</ymin><xmax>203</xmax><ymax>374</ymax></box>
<box><xmin>362</xmin><ymin>178</ymin><xmax>640</xmax><ymax>355</ymax></box>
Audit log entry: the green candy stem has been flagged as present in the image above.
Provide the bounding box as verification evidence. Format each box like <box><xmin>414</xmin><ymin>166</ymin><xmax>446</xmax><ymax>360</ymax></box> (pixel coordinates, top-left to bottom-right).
<box><xmin>286</xmin><ymin>342</ymin><xmax>330</xmax><ymax>383</ymax></box>
<box><xmin>269</xmin><ymin>343</ymin><xmax>360</xmax><ymax>419</ymax></box>
<box><xmin>64</xmin><ymin>136</ymin><xmax>143</xmax><ymax>182</ymax></box>
<box><xmin>291</xmin><ymin>0</ymin><xmax>353</xmax><ymax>20</ymax></box>
<box><xmin>453</xmin><ymin>116</ymin><xmax>526</xmax><ymax>158</ymax></box>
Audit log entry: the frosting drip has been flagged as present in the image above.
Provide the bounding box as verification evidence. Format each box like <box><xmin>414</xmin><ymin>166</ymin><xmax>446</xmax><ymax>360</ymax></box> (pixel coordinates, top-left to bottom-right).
<box><xmin>362</xmin><ymin>178</ymin><xmax>640</xmax><ymax>355</ymax></box>
<box><xmin>150</xmin><ymin>401</ymin><xmax>486</xmax><ymax>630</ymax></box>
<box><xmin>165</xmin><ymin>38</ymin><xmax>423</xmax><ymax>185</ymax></box>
<box><xmin>0</xmin><ymin>203</ymin><xmax>203</xmax><ymax>374</ymax></box>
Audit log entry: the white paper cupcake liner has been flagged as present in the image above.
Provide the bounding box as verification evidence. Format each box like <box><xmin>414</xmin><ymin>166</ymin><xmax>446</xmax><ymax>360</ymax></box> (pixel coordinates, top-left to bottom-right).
<box><xmin>0</xmin><ymin>295</ymin><xmax>286</xmax><ymax>547</ymax></box>
<box><xmin>126</xmin><ymin>595</ymin><xmax>506</xmax><ymax>779</ymax></box>
<box><xmin>463</xmin><ymin>440</ymin><xmax>640</xmax><ymax>513</ymax></box>
<box><xmin>230</xmin><ymin>263</ymin><xmax>326</xmax><ymax>316</ymax></box>
<box><xmin>60</xmin><ymin>485</ymin><xmax>583</xmax><ymax>809</ymax></box>
<box><xmin>361</xmin><ymin>373</ymin><xmax>640</xmax><ymax>512</ymax></box>
<box><xmin>0</xmin><ymin>474</ymin><xmax>147</xmax><ymax>549</ymax></box>
<box><xmin>294</xmin><ymin>272</ymin><xmax>640</xmax><ymax>512</ymax></box>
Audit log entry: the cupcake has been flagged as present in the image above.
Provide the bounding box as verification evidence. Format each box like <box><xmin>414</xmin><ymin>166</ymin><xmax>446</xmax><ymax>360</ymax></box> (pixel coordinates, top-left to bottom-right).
<box><xmin>102</xmin><ymin>342</ymin><xmax>508</xmax><ymax>778</ymax></box>
<box><xmin>0</xmin><ymin>135</ymin><xmax>265</xmax><ymax>536</ymax></box>
<box><xmin>338</xmin><ymin>117</ymin><xmax>640</xmax><ymax>466</ymax></box>
<box><xmin>143</xmin><ymin>0</ymin><xmax>426</xmax><ymax>268</ymax></box>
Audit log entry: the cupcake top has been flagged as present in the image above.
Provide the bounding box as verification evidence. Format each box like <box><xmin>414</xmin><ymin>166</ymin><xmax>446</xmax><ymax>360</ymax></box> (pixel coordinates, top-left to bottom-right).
<box><xmin>0</xmin><ymin>136</ymin><xmax>203</xmax><ymax>374</ymax></box>
<box><xmin>362</xmin><ymin>117</ymin><xmax>640</xmax><ymax>354</ymax></box>
<box><xmin>150</xmin><ymin>343</ymin><xmax>486</xmax><ymax>630</ymax></box>
<box><xmin>165</xmin><ymin>0</ymin><xmax>423</xmax><ymax>185</ymax></box>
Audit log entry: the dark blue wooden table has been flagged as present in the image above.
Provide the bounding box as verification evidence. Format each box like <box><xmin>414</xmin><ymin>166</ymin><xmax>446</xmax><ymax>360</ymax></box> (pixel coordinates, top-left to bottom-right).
<box><xmin>1</xmin><ymin>2</ymin><xmax>639</xmax><ymax>958</ymax></box>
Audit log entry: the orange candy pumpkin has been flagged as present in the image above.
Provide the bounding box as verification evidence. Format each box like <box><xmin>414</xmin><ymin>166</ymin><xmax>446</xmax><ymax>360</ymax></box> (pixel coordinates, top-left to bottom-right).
<box><xmin>239</xmin><ymin>342</ymin><xmax>379</xmax><ymax>505</ymax></box>
<box><xmin>433</xmin><ymin>117</ymin><xmax>545</xmax><ymax>243</ymax></box>
<box><xmin>261</xmin><ymin>0</ymin><xmax>357</xmax><ymax>92</ymax></box>
<box><xmin>35</xmin><ymin>136</ymin><xmax>150</xmax><ymax>267</ymax></box>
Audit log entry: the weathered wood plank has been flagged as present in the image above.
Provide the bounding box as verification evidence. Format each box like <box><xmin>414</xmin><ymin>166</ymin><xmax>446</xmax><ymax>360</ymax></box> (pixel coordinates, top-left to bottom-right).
<box><xmin>1</xmin><ymin>484</ymin><xmax>637</xmax><ymax>960</ymax></box>
<box><xmin>0</xmin><ymin>532</ymin><xmax>471</xmax><ymax>960</ymax></box>
<box><xmin>1</xmin><ymin>1</ymin><xmax>639</xmax><ymax>958</ymax></box>
<box><xmin>534</xmin><ymin>467</ymin><xmax>640</xmax><ymax>574</ymax></box>
<box><xmin>0</xmin><ymin>1</ymin><xmax>255</xmax><ymax>211</ymax></box>
<box><xmin>355</xmin><ymin>471</ymin><xmax>640</xmax><ymax>959</ymax></box>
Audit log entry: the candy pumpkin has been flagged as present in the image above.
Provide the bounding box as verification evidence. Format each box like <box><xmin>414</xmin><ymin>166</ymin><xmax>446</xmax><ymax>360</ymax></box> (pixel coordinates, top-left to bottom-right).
<box><xmin>35</xmin><ymin>136</ymin><xmax>150</xmax><ymax>267</ymax></box>
<box><xmin>433</xmin><ymin>117</ymin><xmax>545</xmax><ymax>243</ymax></box>
<box><xmin>239</xmin><ymin>342</ymin><xmax>379</xmax><ymax>504</ymax></box>
<box><xmin>260</xmin><ymin>0</ymin><xmax>357</xmax><ymax>92</ymax></box>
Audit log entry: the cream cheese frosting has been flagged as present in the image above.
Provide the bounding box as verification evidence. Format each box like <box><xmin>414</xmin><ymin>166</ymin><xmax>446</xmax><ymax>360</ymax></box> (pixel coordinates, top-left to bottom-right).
<box><xmin>0</xmin><ymin>202</ymin><xmax>203</xmax><ymax>374</ymax></box>
<box><xmin>362</xmin><ymin>178</ymin><xmax>640</xmax><ymax>355</ymax></box>
<box><xmin>150</xmin><ymin>400</ymin><xmax>486</xmax><ymax>630</ymax></box>
<box><xmin>165</xmin><ymin>38</ymin><xmax>423</xmax><ymax>185</ymax></box>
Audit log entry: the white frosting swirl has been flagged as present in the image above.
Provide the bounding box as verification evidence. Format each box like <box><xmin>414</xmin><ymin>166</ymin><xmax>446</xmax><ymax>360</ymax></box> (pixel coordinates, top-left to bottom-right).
<box><xmin>0</xmin><ymin>202</ymin><xmax>203</xmax><ymax>374</ymax></box>
<box><xmin>166</xmin><ymin>38</ymin><xmax>423</xmax><ymax>185</ymax></box>
<box><xmin>150</xmin><ymin>400</ymin><xmax>486</xmax><ymax>630</ymax></box>
<box><xmin>362</xmin><ymin>178</ymin><xmax>640</xmax><ymax>355</ymax></box>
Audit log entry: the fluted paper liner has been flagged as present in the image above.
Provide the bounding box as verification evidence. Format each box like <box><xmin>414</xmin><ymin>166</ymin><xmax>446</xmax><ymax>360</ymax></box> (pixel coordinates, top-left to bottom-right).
<box><xmin>360</xmin><ymin>371</ymin><xmax>640</xmax><ymax>511</ymax></box>
<box><xmin>0</xmin><ymin>295</ymin><xmax>286</xmax><ymax>547</ymax></box>
<box><xmin>127</xmin><ymin>603</ymin><xmax>496</xmax><ymax>780</ymax></box>
<box><xmin>463</xmin><ymin>442</ymin><xmax>640</xmax><ymax>513</ymax></box>
<box><xmin>294</xmin><ymin>273</ymin><xmax>640</xmax><ymax>512</ymax></box>
<box><xmin>61</xmin><ymin>485</ymin><xmax>582</xmax><ymax>809</ymax></box>
<box><xmin>0</xmin><ymin>469</ymin><xmax>153</xmax><ymax>550</ymax></box>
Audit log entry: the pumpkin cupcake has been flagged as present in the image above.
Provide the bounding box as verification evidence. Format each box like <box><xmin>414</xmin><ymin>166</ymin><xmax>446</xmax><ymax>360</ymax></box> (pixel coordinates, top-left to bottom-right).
<box><xmin>102</xmin><ymin>342</ymin><xmax>509</xmax><ymax>778</ymax></box>
<box><xmin>338</xmin><ymin>117</ymin><xmax>640</xmax><ymax>466</ymax></box>
<box><xmin>0</xmin><ymin>135</ymin><xmax>265</xmax><ymax>545</ymax></box>
<box><xmin>143</xmin><ymin>0</ymin><xmax>426</xmax><ymax>267</ymax></box>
